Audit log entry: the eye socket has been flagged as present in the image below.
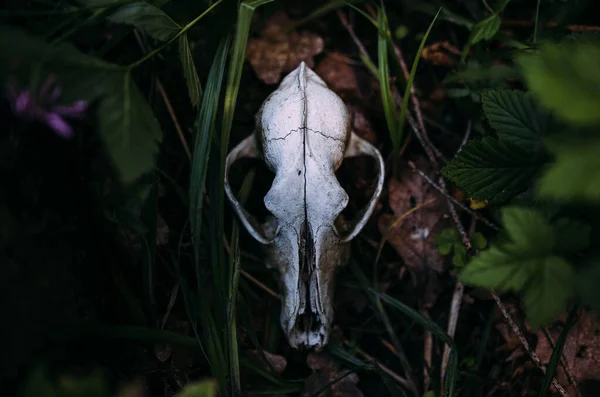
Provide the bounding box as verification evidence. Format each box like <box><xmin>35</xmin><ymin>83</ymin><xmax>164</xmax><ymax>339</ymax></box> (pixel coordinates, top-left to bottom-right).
<box><xmin>228</xmin><ymin>156</ymin><xmax>276</xmax><ymax>223</ymax></box>
<box><xmin>334</xmin><ymin>155</ymin><xmax>378</xmax><ymax>224</ymax></box>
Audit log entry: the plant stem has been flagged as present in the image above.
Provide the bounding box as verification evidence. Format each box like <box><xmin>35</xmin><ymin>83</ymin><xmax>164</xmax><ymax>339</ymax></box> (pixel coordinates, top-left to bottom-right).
<box><xmin>127</xmin><ymin>0</ymin><xmax>224</xmax><ymax>69</ymax></box>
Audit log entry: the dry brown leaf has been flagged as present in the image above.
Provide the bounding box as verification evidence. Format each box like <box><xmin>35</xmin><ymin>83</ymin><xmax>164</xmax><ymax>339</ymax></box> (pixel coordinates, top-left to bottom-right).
<box><xmin>536</xmin><ymin>311</ymin><xmax>600</xmax><ymax>393</ymax></box>
<box><xmin>377</xmin><ymin>158</ymin><xmax>447</xmax><ymax>273</ymax></box>
<box><xmin>302</xmin><ymin>353</ymin><xmax>364</xmax><ymax>397</ymax></box>
<box><xmin>249</xmin><ymin>350</ymin><xmax>288</xmax><ymax>374</ymax></box>
<box><xmin>421</xmin><ymin>41</ymin><xmax>460</xmax><ymax>67</ymax></box>
<box><xmin>246</xmin><ymin>11</ymin><xmax>324</xmax><ymax>85</ymax></box>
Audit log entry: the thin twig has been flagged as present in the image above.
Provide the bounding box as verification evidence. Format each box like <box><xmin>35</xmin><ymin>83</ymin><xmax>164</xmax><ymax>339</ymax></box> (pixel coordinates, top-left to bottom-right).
<box><xmin>407</xmin><ymin>161</ymin><xmax>500</xmax><ymax>231</ymax></box>
<box><xmin>502</xmin><ymin>19</ymin><xmax>600</xmax><ymax>32</ymax></box>
<box><xmin>156</xmin><ymin>79</ymin><xmax>191</xmax><ymax>161</ymax></box>
<box><xmin>492</xmin><ymin>293</ymin><xmax>570</xmax><ymax>397</ymax></box>
<box><xmin>421</xmin><ymin>309</ymin><xmax>433</xmax><ymax>392</ymax></box>
<box><xmin>160</xmin><ymin>283</ymin><xmax>180</xmax><ymax>329</ymax></box>
<box><xmin>345</xmin><ymin>341</ymin><xmax>413</xmax><ymax>391</ymax></box>
<box><xmin>241</xmin><ymin>269</ymin><xmax>280</xmax><ymax>299</ymax></box>
<box><xmin>458</xmin><ymin>120</ymin><xmax>472</xmax><ymax>153</ymax></box>
<box><xmin>133</xmin><ymin>29</ymin><xmax>191</xmax><ymax>161</ymax></box>
<box><xmin>365</xmin><ymin>5</ymin><xmax>446</xmax><ymax>163</ymax></box>
<box><xmin>441</xmin><ymin>281</ymin><xmax>464</xmax><ymax>381</ymax></box>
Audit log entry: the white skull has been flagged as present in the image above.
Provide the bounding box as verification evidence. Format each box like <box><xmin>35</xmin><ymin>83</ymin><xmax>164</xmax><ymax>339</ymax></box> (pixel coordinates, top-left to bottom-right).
<box><xmin>225</xmin><ymin>62</ymin><xmax>384</xmax><ymax>350</ymax></box>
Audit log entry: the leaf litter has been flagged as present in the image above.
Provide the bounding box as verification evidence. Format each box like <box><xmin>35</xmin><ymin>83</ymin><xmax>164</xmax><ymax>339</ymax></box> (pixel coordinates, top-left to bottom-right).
<box><xmin>377</xmin><ymin>158</ymin><xmax>448</xmax><ymax>274</ymax></box>
<box><xmin>246</xmin><ymin>11</ymin><xmax>324</xmax><ymax>85</ymax></box>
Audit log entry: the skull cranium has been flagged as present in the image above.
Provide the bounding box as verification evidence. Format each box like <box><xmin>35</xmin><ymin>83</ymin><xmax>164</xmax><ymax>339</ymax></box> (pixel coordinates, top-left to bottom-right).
<box><xmin>225</xmin><ymin>62</ymin><xmax>384</xmax><ymax>350</ymax></box>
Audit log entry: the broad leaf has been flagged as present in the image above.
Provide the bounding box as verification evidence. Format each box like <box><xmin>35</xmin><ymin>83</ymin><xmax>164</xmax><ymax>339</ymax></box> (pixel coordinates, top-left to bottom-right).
<box><xmin>469</xmin><ymin>15</ymin><xmax>500</xmax><ymax>45</ymax></box>
<box><xmin>482</xmin><ymin>89</ymin><xmax>549</xmax><ymax>146</ymax></box>
<box><xmin>107</xmin><ymin>1</ymin><xmax>181</xmax><ymax>41</ymax></box>
<box><xmin>0</xmin><ymin>26</ymin><xmax>162</xmax><ymax>184</ymax></box>
<box><xmin>523</xmin><ymin>256</ymin><xmax>573</xmax><ymax>328</ymax></box>
<box><xmin>501</xmin><ymin>206</ymin><xmax>554</xmax><ymax>255</ymax></box>
<box><xmin>441</xmin><ymin>137</ymin><xmax>547</xmax><ymax>203</ymax></box>
<box><xmin>517</xmin><ymin>41</ymin><xmax>600</xmax><ymax>125</ymax></box>
<box><xmin>98</xmin><ymin>71</ymin><xmax>162</xmax><ymax>184</ymax></box>
<box><xmin>459</xmin><ymin>245</ymin><xmax>536</xmax><ymax>293</ymax></box>
<box><xmin>178</xmin><ymin>33</ymin><xmax>202</xmax><ymax>108</ymax></box>
<box><xmin>460</xmin><ymin>207</ymin><xmax>577</xmax><ymax>328</ymax></box>
<box><xmin>537</xmin><ymin>137</ymin><xmax>600</xmax><ymax>201</ymax></box>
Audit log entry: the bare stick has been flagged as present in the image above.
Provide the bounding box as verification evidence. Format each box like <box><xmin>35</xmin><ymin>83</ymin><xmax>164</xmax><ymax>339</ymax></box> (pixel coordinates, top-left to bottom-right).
<box><xmin>441</xmin><ymin>281</ymin><xmax>464</xmax><ymax>381</ymax></box>
<box><xmin>458</xmin><ymin>120</ymin><xmax>472</xmax><ymax>153</ymax></box>
<box><xmin>407</xmin><ymin>161</ymin><xmax>500</xmax><ymax>231</ymax></box>
<box><xmin>492</xmin><ymin>293</ymin><xmax>570</xmax><ymax>397</ymax></box>
<box><xmin>133</xmin><ymin>29</ymin><xmax>192</xmax><ymax>161</ymax></box>
<box><xmin>346</xmin><ymin>341</ymin><xmax>414</xmax><ymax>391</ymax></box>
<box><xmin>421</xmin><ymin>309</ymin><xmax>433</xmax><ymax>392</ymax></box>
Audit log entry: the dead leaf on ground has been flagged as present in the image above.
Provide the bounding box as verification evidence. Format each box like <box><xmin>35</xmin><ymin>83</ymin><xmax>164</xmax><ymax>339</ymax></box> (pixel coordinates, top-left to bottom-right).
<box><xmin>377</xmin><ymin>158</ymin><xmax>447</xmax><ymax>273</ymax></box>
<box><xmin>421</xmin><ymin>41</ymin><xmax>460</xmax><ymax>67</ymax></box>
<box><xmin>536</xmin><ymin>311</ymin><xmax>600</xmax><ymax>395</ymax></box>
<box><xmin>302</xmin><ymin>353</ymin><xmax>364</xmax><ymax>397</ymax></box>
<box><xmin>248</xmin><ymin>350</ymin><xmax>288</xmax><ymax>374</ymax></box>
<box><xmin>246</xmin><ymin>11</ymin><xmax>324</xmax><ymax>84</ymax></box>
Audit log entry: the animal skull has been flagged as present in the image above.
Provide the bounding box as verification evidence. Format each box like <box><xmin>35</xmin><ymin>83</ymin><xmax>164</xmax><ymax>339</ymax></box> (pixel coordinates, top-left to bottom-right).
<box><xmin>224</xmin><ymin>62</ymin><xmax>384</xmax><ymax>350</ymax></box>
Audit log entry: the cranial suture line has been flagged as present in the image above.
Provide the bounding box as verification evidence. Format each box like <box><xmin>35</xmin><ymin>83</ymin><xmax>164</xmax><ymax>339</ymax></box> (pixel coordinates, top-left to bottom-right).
<box><xmin>224</xmin><ymin>62</ymin><xmax>385</xmax><ymax>351</ymax></box>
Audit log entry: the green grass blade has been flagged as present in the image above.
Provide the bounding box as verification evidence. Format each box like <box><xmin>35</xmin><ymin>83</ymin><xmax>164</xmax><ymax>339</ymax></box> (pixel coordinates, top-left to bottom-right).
<box><xmin>218</xmin><ymin>1</ymin><xmax>276</xmax><ymax>394</ymax></box>
<box><xmin>539</xmin><ymin>305</ymin><xmax>579</xmax><ymax>397</ymax></box>
<box><xmin>396</xmin><ymin>7</ymin><xmax>442</xmax><ymax>152</ymax></box>
<box><xmin>376</xmin><ymin>5</ymin><xmax>398</xmax><ymax>151</ymax></box>
<box><xmin>367</xmin><ymin>287</ymin><xmax>457</xmax><ymax>397</ymax></box>
<box><xmin>189</xmin><ymin>35</ymin><xmax>231</xmax><ymax>292</ymax></box>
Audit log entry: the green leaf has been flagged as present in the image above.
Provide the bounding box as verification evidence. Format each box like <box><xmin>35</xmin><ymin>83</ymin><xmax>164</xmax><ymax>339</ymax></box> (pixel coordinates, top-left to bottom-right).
<box><xmin>98</xmin><ymin>71</ymin><xmax>162</xmax><ymax>184</ymax></box>
<box><xmin>482</xmin><ymin>89</ymin><xmax>549</xmax><ymax>146</ymax></box>
<box><xmin>436</xmin><ymin>228</ymin><xmax>460</xmax><ymax>255</ymax></box>
<box><xmin>523</xmin><ymin>256</ymin><xmax>574</xmax><ymax>328</ymax></box>
<box><xmin>177</xmin><ymin>380</ymin><xmax>218</xmax><ymax>397</ymax></box>
<box><xmin>537</xmin><ymin>138</ymin><xmax>600</xmax><ymax>201</ymax></box>
<box><xmin>502</xmin><ymin>207</ymin><xmax>554</xmax><ymax>255</ymax></box>
<box><xmin>107</xmin><ymin>1</ymin><xmax>181</xmax><ymax>41</ymax></box>
<box><xmin>517</xmin><ymin>41</ymin><xmax>600</xmax><ymax>125</ymax></box>
<box><xmin>471</xmin><ymin>232</ymin><xmax>487</xmax><ymax>250</ymax></box>
<box><xmin>453</xmin><ymin>244</ymin><xmax>467</xmax><ymax>267</ymax></box>
<box><xmin>0</xmin><ymin>26</ymin><xmax>162</xmax><ymax>185</ymax></box>
<box><xmin>460</xmin><ymin>207</ymin><xmax>577</xmax><ymax>328</ymax></box>
<box><xmin>441</xmin><ymin>137</ymin><xmax>547</xmax><ymax>203</ymax></box>
<box><xmin>469</xmin><ymin>15</ymin><xmax>500</xmax><ymax>45</ymax></box>
<box><xmin>178</xmin><ymin>33</ymin><xmax>202</xmax><ymax>108</ymax></box>
<box><xmin>460</xmin><ymin>245</ymin><xmax>536</xmax><ymax>292</ymax></box>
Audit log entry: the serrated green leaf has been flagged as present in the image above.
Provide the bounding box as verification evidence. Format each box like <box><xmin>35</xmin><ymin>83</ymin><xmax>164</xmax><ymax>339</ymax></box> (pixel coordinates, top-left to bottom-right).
<box><xmin>471</xmin><ymin>232</ymin><xmax>487</xmax><ymax>250</ymax></box>
<box><xmin>502</xmin><ymin>207</ymin><xmax>554</xmax><ymax>255</ymax></box>
<box><xmin>516</xmin><ymin>41</ymin><xmax>600</xmax><ymax>125</ymax></box>
<box><xmin>176</xmin><ymin>379</ymin><xmax>217</xmax><ymax>397</ymax></box>
<box><xmin>178</xmin><ymin>33</ymin><xmax>201</xmax><ymax>108</ymax></box>
<box><xmin>107</xmin><ymin>2</ymin><xmax>181</xmax><ymax>41</ymax></box>
<box><xmin>537</xmin><ymin>138</ymin><xmax>600</xmax><ymax>201</ymax></box>
<box><xmin>523</xmin><ymin>256</ymin><xmax>574</xmax><ymax>328</ymax></box>
<box><xmin>469</xmin><ymin>15</ymin><xmax>501</xmax><ymax>45</ymax></box>
<box><xmin>482</xmin><ymin>89</ymin><xmax>549</xmax><ymax>146</ymax></box>
<box><xmin>441</xmin><ymin>137</ymin><xmax>547</xmax><ymax>203</ymax></box>
<box><xmin>553</xmin><ymin>218</ymin><xmax>591</xmax><ymax>254</ymax></box>
<box><xmin>460</xmin><ymin>245</ymin><xmax>535</xmax><ymax>292</ymax></box>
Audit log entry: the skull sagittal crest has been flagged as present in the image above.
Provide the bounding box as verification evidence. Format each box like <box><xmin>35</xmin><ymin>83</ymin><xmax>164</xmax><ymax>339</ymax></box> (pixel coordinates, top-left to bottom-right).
<box><xmin>225</xmin><ymin>62</ymin><xmax>384</xmax><ymax>350</ymax></box>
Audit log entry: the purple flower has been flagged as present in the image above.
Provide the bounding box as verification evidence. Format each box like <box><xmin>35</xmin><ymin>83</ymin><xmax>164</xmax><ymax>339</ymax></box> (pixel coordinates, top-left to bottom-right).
<box><xmin>5</xmin><ymin>75</ymin><xmax>88</xmax><ymax>139</ymax></box>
